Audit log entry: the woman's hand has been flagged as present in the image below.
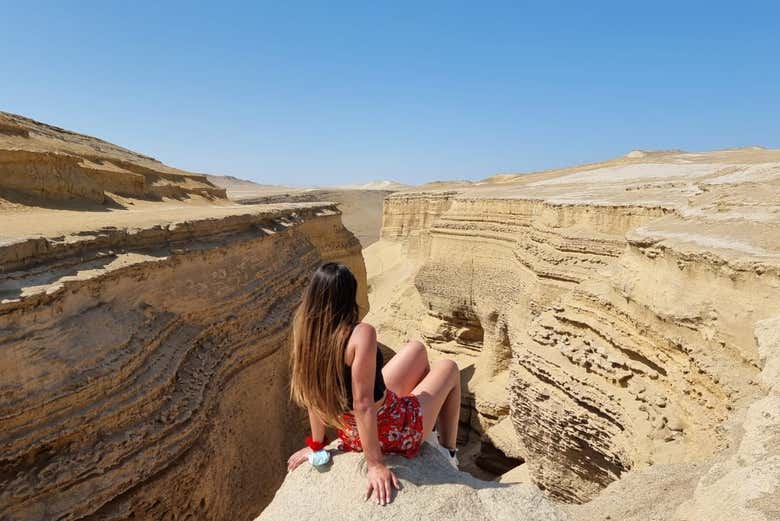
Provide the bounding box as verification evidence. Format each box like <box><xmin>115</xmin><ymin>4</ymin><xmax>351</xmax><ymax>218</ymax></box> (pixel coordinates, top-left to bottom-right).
<box><xmin>287</xmin><ymin>446</ymin><xmax>311</xmax><ymax>472</ymax></box>
<box><xmin>365</xmin><ymin>462</ymin><xmax>401</xmax><ymax>505</ymax></box>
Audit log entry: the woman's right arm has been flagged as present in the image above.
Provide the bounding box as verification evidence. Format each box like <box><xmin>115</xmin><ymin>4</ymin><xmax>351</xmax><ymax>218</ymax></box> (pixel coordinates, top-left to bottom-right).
<box><xmin>287</xmin><ymin>407</ymin><xmax>327</xmax><ymax>472</ymax></box>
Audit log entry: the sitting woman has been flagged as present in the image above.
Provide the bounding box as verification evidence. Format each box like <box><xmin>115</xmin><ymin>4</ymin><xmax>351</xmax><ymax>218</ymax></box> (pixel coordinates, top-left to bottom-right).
<box><xmin>286</xmin><ymin>261</ymin><xmax>461</xmax><ymax>505</ymax></box>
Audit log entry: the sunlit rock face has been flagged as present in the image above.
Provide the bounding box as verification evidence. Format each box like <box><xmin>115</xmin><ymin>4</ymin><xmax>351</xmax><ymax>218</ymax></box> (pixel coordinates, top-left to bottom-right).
<box><xmin>0</xmin><ymin>110</ymin><xmax>374</xmax><ymax>521</ymax></box>
<box><xmin>366</xmin><ymin>148</ymin><xmax>780</xmax><ymax>505</ymax></box>
<box><xmin>0</xmin><ymin>203</ymin><xmax>367</xmax><ymax>521</ymax></box>
<box><xmin>0</xmin><ymin>111</ymin><xmax>225</xmax><ymax>202</ymax></box>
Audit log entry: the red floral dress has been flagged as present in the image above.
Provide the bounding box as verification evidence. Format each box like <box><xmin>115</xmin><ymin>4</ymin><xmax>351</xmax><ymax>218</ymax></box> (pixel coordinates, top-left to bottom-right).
<box><xmin>336</xmin><ymin>389</ymin><xmax>424</xmax><ymax>458</ymax></box>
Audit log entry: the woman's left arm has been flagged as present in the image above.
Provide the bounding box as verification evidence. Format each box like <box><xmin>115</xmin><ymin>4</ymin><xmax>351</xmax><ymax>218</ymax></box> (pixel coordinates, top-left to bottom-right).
<box><xmin>351</xmin><ymin>324</ymin><xmax>400</xmax><ymax>505</ymax></box>
<box><xmin>308</xmin><ymin>406</ymin><xmax>327</xmax><ymax>444</ymax></box>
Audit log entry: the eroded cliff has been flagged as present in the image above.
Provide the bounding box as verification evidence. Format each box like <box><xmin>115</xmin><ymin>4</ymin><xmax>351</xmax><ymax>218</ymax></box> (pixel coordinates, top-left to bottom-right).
<box><xmin>4</xmin><ymin>111</ymin><xmax>778</xmax><ymax>521</ymax></box>
<box><xmin>0</xmin><ymin>112</ymin><xmax>382</xmax><ymax>521</ymax></box>
<box><xmin>0</xmin><ymin>111</ymin><xmax>225</xmax><ymax>203</ymax></box>
<box><xmin>0</xmin><ymin>199</ymin><xmax>367</xmax><ymax>520</ymax></box>
<box><xmin>363</xmin><ymin>147</ymin><xmax>780</xmax><ymax>515</ymax></box>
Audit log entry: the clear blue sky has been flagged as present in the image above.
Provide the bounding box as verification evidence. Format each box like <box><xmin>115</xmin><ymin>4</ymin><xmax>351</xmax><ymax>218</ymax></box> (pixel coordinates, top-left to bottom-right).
<box><xmin>3</xmin><ymin>1</ymin><xmax>778</xmax><ymax>186</ymax></box>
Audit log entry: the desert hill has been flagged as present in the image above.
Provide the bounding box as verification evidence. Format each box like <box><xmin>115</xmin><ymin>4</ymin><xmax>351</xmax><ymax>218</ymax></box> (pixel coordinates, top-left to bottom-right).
<box><xmin>0</xmin><ymin>114</ymin><xmax>367</xmax><ymax>520</ymax></box>
<box><xmin>0</xmin><ymin>111</ymin><xmax>225</xmax><ymax>203</ymax></box>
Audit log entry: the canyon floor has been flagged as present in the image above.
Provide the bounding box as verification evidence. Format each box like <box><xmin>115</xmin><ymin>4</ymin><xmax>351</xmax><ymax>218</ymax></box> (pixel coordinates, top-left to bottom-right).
<box><xmin>1</xmin><ymin>111</ymin><xmax>779</xmax><ymax>521</ymax></box>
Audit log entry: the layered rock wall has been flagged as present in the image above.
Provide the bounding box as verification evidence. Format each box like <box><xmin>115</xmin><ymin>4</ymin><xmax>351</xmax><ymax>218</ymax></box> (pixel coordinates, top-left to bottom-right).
<box><xmin>0</xmin><ymin>112</ymin><xmax>225</xmax><ymax>202</ymax></box>
<box><xmin>372</xmin><ymin>151</ymin><xmax>780</xmax><ymax>503</ymax></box>
<box><xmin>0</xmin><ymin>203</ymin><xmax>367</xmax><ymax>520</ymax></box>
<box><xmin>566</xmin><ymin>314</ymin><xmax>780</xmax><ymax>521</ymax></box>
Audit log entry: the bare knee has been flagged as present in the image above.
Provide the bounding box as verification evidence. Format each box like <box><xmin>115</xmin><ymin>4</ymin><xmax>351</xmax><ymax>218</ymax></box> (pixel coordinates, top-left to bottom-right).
<box><xmin>435</xmin><ymin>358</ymin><xmax>459</xmax><ymax>385</ymax></box>
<box><xmin>405</xmin><ymin>340</ymin><xmax>429</xmax><ymax>368</ymax></box>
<box><xmin>405</xmin><ymin>339</ymin><xmax>426</xmax><ymax>356</ymax></box>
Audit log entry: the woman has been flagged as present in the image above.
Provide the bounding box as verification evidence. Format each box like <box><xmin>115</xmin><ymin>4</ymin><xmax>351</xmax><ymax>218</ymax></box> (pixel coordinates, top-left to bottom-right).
<box><xmin>286</xmin><ymin>261</ymin><xmax>461</xmax><ymax>505</ymax></box>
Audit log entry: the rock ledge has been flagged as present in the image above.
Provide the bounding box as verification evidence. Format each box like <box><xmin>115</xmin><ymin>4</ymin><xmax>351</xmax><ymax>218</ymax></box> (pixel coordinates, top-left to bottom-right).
<box><xmin>257</xmin><ymin>444</ymin><xmax>569</xmax><ymax>521</ymax></box>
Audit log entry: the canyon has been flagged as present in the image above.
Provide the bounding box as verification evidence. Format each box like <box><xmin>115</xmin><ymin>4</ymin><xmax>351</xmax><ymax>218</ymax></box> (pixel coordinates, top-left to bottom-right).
<box><xmin>205</xmin><ymin>174</ymin><xmax>401</xmax><ymax>248</ymax></box>
<box><xmin>0</xmin><ymin>114</ymin><xmax>367</xmax><ymax>520</ymax></box>
<box><xmin>359</xmin><ymin>147</ymin><xmax>780</xmax><ymax>519</ymax></box>
<box><xmin>2</xmin><ymin>111</ymin><xmax>778</xmax><ymax>521</ymax></box>
<box><xmin>0</xmin><ymin>201</ymin><xmax>367</xmax><ymax>520</ymax></box>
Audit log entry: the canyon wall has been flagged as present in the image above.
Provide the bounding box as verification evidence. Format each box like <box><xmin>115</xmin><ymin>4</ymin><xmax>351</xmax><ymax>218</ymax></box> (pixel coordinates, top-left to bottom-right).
<box><xmin>0</xmin><ymin>203</ymin><xmax>367</xmax><ymax>520</ymax></box>
<box><xmin>220</xmin><ymin>187</ymin><xmax>397</xmax><ymax>247</ymax></box>
<box><xmin>367</xmin><ymin>148</ymin><xmax>780</xmax><ymax>509</ymax></box>
<box><xmin>4</xmin><ymin>109</ymin><xmax>778</xmax><ymax>521</ymax></box>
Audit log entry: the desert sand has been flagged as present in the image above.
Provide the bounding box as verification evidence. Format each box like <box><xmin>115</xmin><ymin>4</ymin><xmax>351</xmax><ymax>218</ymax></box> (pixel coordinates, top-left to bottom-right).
<box><xmin>207</xmin><ymin>174</ymin><xmax>412</xmax><ymax>247</ymax></box>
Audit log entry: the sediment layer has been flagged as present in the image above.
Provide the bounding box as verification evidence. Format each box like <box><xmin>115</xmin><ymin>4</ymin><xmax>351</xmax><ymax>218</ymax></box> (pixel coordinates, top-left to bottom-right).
<box><xmin>0</xmin><ymin>202</ymin><xmax>367</xmax><ymax>521</ymax></box>
<box><xmin>367</xmin><ymin>148</ymin><xmax>780</xmax><ymax>508</ymax></box>
<box><xmin>0</xmin><ymin>112</ymin><xmax>225</xmax><ymax>202</ymax></box>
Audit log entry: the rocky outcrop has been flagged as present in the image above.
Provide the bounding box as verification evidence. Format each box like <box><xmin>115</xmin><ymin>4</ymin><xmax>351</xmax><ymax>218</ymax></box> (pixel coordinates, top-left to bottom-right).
<box><xmin>0</xmin><ymin>201</ymin><xmax>367</xmax><ymax>520</ymax></box>
<box><xmin>0</xmin><ymin>112</ymin><xmax>225</xmax><ymax>202</ymax></box>
<box><xmin>4</xmin><ymin>107</ymin><xmax>778</xmax><ymax>521</ymax></box>
<box><xmin>566</xmin><ymin>315</ymin><xmax>780</xmax><ymax>521</ymax></box>
<box><xmin>363</xmin><ymin>148</ymin><xmax>780</xmax><ymax>506</ymax></box>
<box><xmin>257</xmin><ymin>443</ymin><xmax>570</xmax><ymax>521</ymax></box>
<box><xmin>672</xmin><ymin>315</ymin><xmax>780</xmax><ymax>521</ymax></box>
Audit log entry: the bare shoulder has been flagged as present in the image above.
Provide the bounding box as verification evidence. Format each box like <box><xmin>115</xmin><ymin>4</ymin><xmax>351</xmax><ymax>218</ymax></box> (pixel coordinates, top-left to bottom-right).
<box><xmin>345</xmin><ymin>322</ymin><xmax>376</xmax><ymax>365</ymax></box>
<box><xmin>352</xmin><ymin>322</ymin><xmax>376</xmax><ymax>339</ymax></box>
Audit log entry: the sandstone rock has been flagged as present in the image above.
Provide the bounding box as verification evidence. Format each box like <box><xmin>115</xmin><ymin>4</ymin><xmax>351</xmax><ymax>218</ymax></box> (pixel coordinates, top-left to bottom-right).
<box><xmin>499</xmin><ymin>463</ymin><xmax>532</xmax><ymax>484</ymax></box>
<box><xmin>5</xmin><ymin>119</ymin><xmax>780</xmax><ymax>521</ymax></box>
<box><xmin>672</xmin><ymin>315</ymin><xmax>780</xmax><ymax>521</ymax></box>
<box><xmin>257</xmin><ymin>443</ymin><xmax>570</xmax><ymax>521</ymax></box>
<box><xmin>0</xmin><ymin>200</ymin><xmax>367</xmax><ymax>520</ymax></box>
<box><xmin>564</xmin><ymin>461</ymin><xmax>708</xmax><ymax>521</ymax></box>
<box><xmin>565</xmin><ymin>316</ymin><xmax>780</xmax><ymax>521</ymax></box>
<box><xmin>364</xmin><ymin>147</ymin><xmax>780</xmax><ymax>505</ymax></box>
<box><xmin>0</xmin><ymin>111</ymin><xmax>225</xmax><ymax>202</ymax></box>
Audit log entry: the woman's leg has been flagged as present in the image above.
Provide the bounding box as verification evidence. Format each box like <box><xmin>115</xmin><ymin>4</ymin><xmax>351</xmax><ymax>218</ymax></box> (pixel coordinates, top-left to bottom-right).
<box><xmin>411</xmin><ymin>359</ymin><xmax>460</xmax><ymax>450</ymax></box>
<box><xmin>381</xmin><ymin>340</ymin><xmax>430</xmax><ymax>396</ymax></box>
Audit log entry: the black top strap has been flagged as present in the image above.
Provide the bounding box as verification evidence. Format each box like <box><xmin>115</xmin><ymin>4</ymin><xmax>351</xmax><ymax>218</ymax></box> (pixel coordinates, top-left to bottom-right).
<box><xmin>343</xmin><ymin>324</ymin><xmax>386</xmax><ymax>410</ymax></box>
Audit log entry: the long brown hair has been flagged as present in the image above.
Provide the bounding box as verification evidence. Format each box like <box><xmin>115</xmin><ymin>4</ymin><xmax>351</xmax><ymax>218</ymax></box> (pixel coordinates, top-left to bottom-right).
<box><xmin>289</xmin><ymin>261</ymin><xmax>359</xmax><ymax>428</ymax></box>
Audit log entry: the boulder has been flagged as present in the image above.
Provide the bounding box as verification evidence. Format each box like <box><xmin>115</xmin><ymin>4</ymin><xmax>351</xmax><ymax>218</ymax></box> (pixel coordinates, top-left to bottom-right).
<box><xmin>257</xmin><ymin>443</ymin><xmax>570</xmax><ymax>521</ymax></box>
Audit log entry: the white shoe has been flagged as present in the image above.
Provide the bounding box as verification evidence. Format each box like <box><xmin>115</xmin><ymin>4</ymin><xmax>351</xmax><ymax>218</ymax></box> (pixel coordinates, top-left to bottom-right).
<box><xmin>424</xmin><ymin>430</ymin><xmax>458</xmax><ymax>468</ymax></box>
<box><xmin>435</xmin><ymin>444</ymin><xmax>459</xmax><ymax>469</ymax></box>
